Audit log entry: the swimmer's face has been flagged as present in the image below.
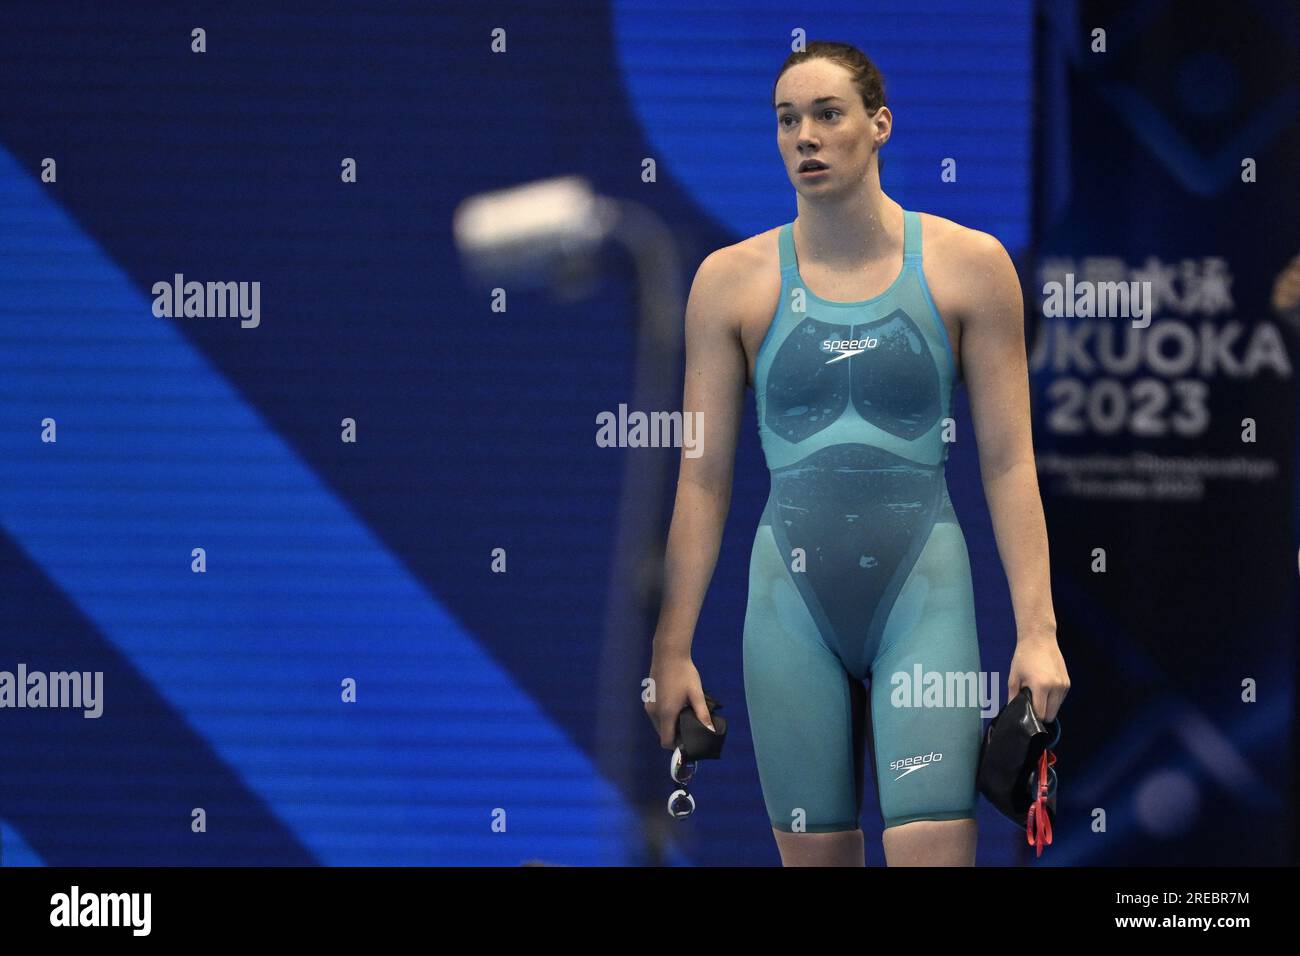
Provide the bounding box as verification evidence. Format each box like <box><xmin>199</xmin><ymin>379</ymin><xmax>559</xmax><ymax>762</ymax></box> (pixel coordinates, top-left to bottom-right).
<box><xmin>774</xmin><ymin>59</ymin><xmax>890</xmax><ymax>194</ymax></box>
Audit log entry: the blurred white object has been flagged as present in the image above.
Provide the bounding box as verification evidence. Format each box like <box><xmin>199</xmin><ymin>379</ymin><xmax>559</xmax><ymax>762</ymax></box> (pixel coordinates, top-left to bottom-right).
<box><xmin>453</xmin><ymin>176</ymin><xmax>618</xmax><ymax>286</ymax></box>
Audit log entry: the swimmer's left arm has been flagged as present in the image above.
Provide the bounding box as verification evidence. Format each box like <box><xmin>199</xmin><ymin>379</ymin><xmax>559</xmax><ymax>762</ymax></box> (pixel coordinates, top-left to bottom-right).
<box><xmin>955</xmin><ymin>229</ymin><xmax>1071</xmax><ymax>721</ymax></box>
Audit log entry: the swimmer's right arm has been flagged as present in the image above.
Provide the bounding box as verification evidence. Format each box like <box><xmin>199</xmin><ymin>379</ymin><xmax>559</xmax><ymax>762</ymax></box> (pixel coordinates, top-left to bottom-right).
<box><xmin>645</xmin><ymin>250</ymin><xmax>746</xmax><ymax>747</ymax></box>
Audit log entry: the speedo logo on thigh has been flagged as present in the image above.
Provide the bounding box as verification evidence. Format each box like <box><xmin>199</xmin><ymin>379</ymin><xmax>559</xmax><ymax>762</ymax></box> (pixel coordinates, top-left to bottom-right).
<box><xmin>821</xmin><ymin>336</ymin><xmax>878</xmax><ymax>364</ymax></box>
<box><xmin>890</xmin><ymin>751</ymin><xmax>943</xmax><ymax>780</ymax></box>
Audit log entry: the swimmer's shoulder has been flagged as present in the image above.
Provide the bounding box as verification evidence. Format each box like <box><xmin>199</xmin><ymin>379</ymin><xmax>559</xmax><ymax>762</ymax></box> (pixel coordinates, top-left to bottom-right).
<box><xmin>688</xmin><ymin>225</ymin><xmax>785</xmax><ymax>332</ymax></box>
<box><xmin>914</xmin><ymin>210</ymin><xmax>1012</xmax><ymax>270</ymax></box>
<box><xmin>913</xmin><ymin>210</ymin><xmax>1017</xmax><ymax>320</ymax></box>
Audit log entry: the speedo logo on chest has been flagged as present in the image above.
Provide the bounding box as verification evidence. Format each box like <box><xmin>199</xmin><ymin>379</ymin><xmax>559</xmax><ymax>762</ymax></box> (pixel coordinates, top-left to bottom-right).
<box><xmin>821</xmin><ymin>336</ymin><xmax>879</xmax><ymax>363</ymax></box>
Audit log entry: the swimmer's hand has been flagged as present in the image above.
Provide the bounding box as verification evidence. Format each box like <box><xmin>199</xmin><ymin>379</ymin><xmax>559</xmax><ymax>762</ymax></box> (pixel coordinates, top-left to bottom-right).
<box><xmin>645</xmin><ymin>652</ymin><xmax>715</xmax><ymax>749</ymax></box>
<box><xmin>1007</xmin><ymin>633</ymin><xmax>1070</xmax><ymax>723</ymax></box>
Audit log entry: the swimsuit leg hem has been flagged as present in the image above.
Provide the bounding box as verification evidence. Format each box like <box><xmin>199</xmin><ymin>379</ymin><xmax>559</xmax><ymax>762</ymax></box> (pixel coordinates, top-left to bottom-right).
<box><xmin>769</xmin><ymin>820</ymin><xmax>862</xmax><ymax>834</ymax></box>
<box><xmin>882</xmin><ymin>810</ymin><xmax>976</xmax><ymax>830</ymax></box>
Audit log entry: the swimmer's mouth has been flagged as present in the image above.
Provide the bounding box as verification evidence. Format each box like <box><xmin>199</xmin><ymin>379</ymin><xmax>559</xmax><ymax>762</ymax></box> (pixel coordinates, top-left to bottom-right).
<box><xmin>798</xmin><ymin>160</ymin><xmax>829</xmax><ymax>172</ymax></box>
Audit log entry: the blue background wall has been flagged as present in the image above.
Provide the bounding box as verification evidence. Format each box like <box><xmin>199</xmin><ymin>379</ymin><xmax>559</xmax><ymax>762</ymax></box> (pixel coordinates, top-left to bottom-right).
<box><xmin>2</xmin><ymin>1</ymin><xmax>1287</xmax><ymax>867</ymax></box>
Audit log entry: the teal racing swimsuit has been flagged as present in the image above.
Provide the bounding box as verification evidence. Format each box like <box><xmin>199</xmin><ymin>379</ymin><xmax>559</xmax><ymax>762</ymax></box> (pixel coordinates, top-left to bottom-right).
<box><xmin>743</xmin><ymin>209</ymin><xmax>983</xmax><ymax>832</ymax></box>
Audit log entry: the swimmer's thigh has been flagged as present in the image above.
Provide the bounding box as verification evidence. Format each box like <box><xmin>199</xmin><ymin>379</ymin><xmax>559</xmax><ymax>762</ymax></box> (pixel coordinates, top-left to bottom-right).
<box><xmin>869</xmin><ymin>519</ymin><xmax>983</xmax><ymax>830</ymax></box>
<box><xmin>743</xmin><ymin>523</ymin><xmax>865</xmax><ymax>833</ymax></box>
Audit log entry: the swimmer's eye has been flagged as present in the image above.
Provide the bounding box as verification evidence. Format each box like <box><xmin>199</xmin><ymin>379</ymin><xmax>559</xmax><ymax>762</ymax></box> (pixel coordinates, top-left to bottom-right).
<box><xmin>778</xmin><ymin>109</ymin><xmax>842</xmax><ymax>128</ymax></box>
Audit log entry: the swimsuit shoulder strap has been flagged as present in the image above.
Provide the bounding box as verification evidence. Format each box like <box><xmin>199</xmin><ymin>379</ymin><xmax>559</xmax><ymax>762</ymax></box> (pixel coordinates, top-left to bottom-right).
<box><xmin>778</xmin><ymin>222</ymin><xmax>800</xmax><ymax>279</ymax></box>
<box><xmin>903</xmin><ymin>208</ymin><xmax>922</xmax><ymax>262</ymax></box>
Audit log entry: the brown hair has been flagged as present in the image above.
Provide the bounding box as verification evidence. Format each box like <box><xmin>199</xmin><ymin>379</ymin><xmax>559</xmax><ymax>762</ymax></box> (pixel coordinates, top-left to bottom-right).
<box><xmin>773</xmin><ymin>41</ymin><xmax>888</xmax><ymax>173</ymax></box>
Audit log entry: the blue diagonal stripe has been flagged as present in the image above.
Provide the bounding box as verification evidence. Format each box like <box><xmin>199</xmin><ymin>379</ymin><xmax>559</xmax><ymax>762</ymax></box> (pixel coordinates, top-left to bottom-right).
<box><xmin>0</xmin><ymin>145</ymin><xmax>631</xmax><ymax>865</ymax></box>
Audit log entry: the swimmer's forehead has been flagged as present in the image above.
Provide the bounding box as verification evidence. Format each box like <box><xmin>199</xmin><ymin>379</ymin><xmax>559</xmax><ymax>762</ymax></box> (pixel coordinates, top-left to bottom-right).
<box><xmin>773</xmin><ymin>94</ymin><xmax>849</xmax><ymax>110</ymax></box>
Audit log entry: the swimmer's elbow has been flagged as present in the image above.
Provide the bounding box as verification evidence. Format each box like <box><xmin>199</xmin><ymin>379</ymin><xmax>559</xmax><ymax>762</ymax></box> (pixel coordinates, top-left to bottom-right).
<box><xmin>677</xmin><ymin>469</ymin><xmax>732</xmax><ymax>509</ymax></box>
<box><xmin>978</xmin><ymin>450</ymin><xmax>1037</xmax><ymax>486</ymax></box>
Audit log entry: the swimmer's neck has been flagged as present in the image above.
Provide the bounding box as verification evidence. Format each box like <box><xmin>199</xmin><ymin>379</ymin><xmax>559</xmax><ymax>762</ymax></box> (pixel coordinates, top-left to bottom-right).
<box><xmin>793</xmin><ymin>185</ymin><xmax>904</xmax><ymax>270</ymax></box>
